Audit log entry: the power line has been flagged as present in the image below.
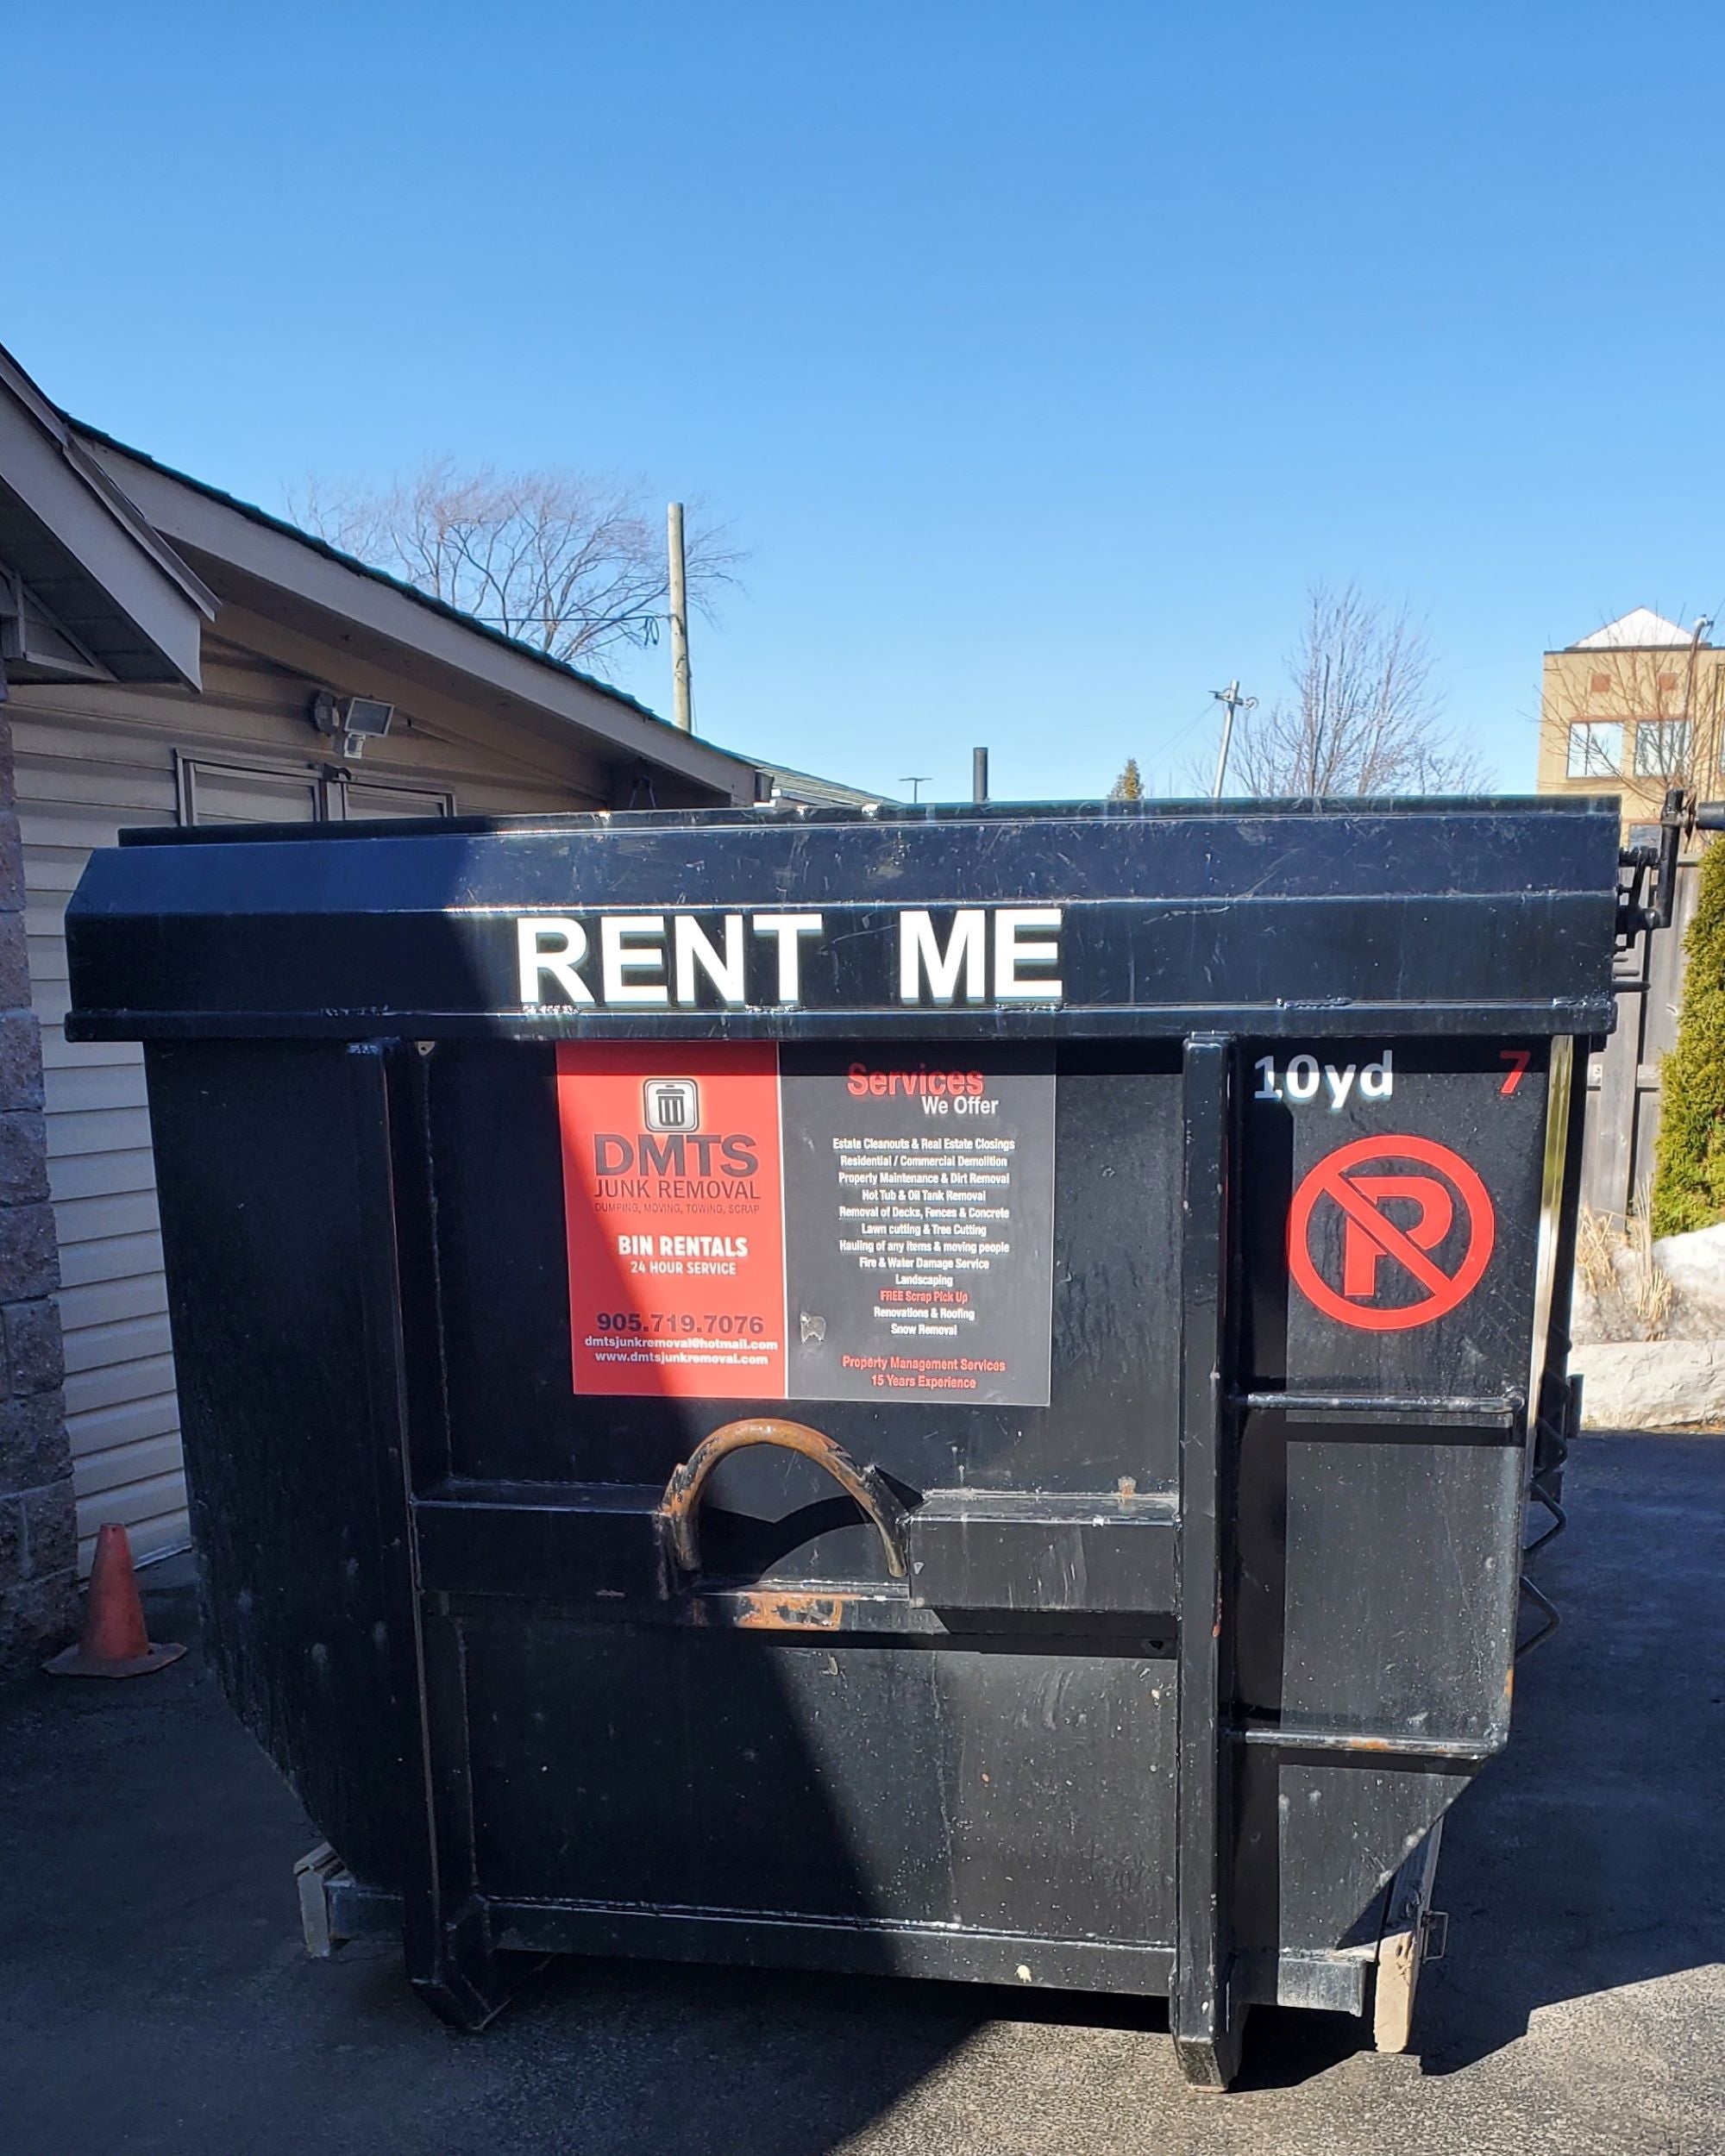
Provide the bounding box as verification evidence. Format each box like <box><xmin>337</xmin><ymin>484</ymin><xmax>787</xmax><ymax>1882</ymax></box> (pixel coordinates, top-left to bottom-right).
<box><xmin>1138</xmin><ymin>698</ymin><xmax>1248</xmax><ymax>797</ymax></box>
<box><xmin>1149</xmin><ymin>699</ymin><xmax>1228</xmax><ymax>770</ymax></box>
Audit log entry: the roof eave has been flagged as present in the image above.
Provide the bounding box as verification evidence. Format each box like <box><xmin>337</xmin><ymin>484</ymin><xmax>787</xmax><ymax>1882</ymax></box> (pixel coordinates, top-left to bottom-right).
<box><xmin>76</xmin><ymin>434</ymin><xmax>760</xmax><ymax>803</ymax></box>
<box><xmin>0</xmin><ymin>347</ymin><xmax>215</xmax><ymax>687</ymax></box>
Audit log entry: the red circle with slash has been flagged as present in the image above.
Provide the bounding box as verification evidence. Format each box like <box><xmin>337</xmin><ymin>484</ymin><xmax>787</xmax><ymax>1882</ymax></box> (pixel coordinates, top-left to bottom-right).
<box><xmin>1287</xmin><ymin>1134</ymin><xmax>1495</xmax><ymax>1332</ymax></box>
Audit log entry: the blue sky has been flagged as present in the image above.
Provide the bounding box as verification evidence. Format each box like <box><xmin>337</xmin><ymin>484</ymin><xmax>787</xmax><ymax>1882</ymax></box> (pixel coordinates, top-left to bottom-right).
<box><xmin>9</xmin><ymin>2</ymin><xmax>1723</xmax><ymax>801</ymax></box>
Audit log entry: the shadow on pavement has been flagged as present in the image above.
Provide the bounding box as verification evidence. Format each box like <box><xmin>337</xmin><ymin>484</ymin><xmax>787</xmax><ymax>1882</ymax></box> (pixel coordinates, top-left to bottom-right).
<box><xmin>1416</xmin><ymin>1433</ymin><xmax>1725</xmax><ymax>2074</ymax></box>
<box><xmin>1</xmin><ymin>1434</ymin><xmax>1720</xmax><ymax>2154</ymax></box>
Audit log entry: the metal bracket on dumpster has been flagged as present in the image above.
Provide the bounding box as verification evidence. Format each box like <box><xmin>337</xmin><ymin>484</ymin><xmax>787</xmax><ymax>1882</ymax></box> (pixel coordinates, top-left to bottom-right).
<box><xmin>1524</xmin><ymin>1475</ymin><xmax>1566</xmax><ymax>1560</ymax></box>
<box><xmin>1615</xmin><ymin>785</ymin><xmax>1686</xmax><ymax>950</ymax></box>
<box><xmin>1515</xmin><ymin>1575</ymin><xmax>1561</xmax><ymax>1659</ymax></box>
<box><xmin>659</xmin><ymin>1418</ymin><xmax>910</xmax><ymax>1582</ymax></box>
<box><xmin>294</xmin><ymin>1842</ymin><xmax>401</xmax><ymax>1957</ymax></box>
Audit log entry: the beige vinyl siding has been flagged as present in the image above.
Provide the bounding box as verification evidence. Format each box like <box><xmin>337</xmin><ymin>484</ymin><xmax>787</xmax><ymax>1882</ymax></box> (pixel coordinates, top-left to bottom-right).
<box><xmin>9</xmin><ymin>637</ymin><xmax>605</xmax><ymax>1571</ymax></box>
<box><xmin>16</xmin><ymin>739</ymin><xmax>182</xmax><ymax>1573</ymax></box>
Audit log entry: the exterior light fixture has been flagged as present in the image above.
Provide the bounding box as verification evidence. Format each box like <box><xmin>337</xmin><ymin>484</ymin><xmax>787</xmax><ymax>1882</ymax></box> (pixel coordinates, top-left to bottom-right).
<box><xmin>309</xmin><ymin>692</ymin><xmax>396</xmax><ymax>761</ymax></box>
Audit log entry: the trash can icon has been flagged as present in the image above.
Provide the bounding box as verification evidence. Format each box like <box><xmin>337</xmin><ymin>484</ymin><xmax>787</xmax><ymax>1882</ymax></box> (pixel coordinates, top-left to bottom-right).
<box><xmin>643</xmin><ymin>1078</ymin><xmax>699</xmax><ymax>1132</ymax></box>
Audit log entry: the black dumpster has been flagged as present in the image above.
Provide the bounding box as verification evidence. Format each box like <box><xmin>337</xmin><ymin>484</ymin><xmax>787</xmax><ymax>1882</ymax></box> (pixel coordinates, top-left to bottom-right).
<box><xmin>65</xmin><ymin>795</ymin><xmax>1630</xmax><ymax>2085</ymax></box>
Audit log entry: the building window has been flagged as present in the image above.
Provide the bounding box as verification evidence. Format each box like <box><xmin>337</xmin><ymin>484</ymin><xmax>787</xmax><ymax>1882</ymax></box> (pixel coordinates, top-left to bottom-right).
<box><xmin>1590</xmin><ymin>671</ymin><xmax>1611</xmax><ymax>693</ymax></box>
<box><xmin>1633</xmin><ymin>719</ymin><xmax>1690</xmax><ymax>777</ymax></box>
<box><xmin>1567</xmin><ymin>722</ymin><xmax>1622</xmax><ymax>777</ymax></box>
<box><xmin>176</xmin><ymin>754</ymin><xmax>454</xmax><ymax>825</ymax></box>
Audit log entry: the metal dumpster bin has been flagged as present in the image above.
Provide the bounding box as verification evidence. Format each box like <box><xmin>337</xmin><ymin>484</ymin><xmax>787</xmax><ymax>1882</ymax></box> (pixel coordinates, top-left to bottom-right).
<box><xmin>65</xmin><ymin>794</ymin><xmax>1633</xmax><ymax>2086</ymax></box>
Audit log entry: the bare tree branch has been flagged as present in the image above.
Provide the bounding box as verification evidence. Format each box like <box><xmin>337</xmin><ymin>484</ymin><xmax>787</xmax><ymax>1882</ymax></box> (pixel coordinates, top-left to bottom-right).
<box><xmin>1232</xmin><ymin>583</ymin><xmax>1483</xmax><ymax>798</ymax></box>
<box><xmin>289</xmin><ymin>461</ymin><xmax>745</xmax><ymax>676</ymax></box>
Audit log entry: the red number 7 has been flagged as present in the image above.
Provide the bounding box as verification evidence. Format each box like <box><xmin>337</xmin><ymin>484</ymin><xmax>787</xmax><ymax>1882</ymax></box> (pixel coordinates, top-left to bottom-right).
<box><xmin>1499</xmin><ymin>1048</ymin><xmax>1531</xmax><ymax>1096</ymax></box>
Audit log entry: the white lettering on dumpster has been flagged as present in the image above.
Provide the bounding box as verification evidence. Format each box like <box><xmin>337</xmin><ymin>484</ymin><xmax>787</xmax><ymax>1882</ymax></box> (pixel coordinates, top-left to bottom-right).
<box><xmin>518</xmin><ymin>910</ymin><xmax>825</xmax><ymax>1007</ymax></box>
<box><xmin>600</xmin><ymin>915</ymin><xmax>670</xmax><ymax>1005</ymax></box>
<box><xmin>750</xmin><ymin>913</ymin><xmax>825</xmax><ymax>1004</ymax></box>
<box><xmin>1253</xmin><ymin>1050</ymin><xmax>1393</xmax><ymax>1105</ymax></box>
<box><xmin>515</xmin><ymin>906</ymin><xmax>1065</xmax><ymax>1010</ymax></box>
<box><xmin>897</xmin><ymin>909</ymin><xmax>1064</xmax><ymax>1006</ymax></box>
<box><xmin>518</xmin><ymin>918</ymin><xmax>596</xmax><ymax>1005</ymax></box>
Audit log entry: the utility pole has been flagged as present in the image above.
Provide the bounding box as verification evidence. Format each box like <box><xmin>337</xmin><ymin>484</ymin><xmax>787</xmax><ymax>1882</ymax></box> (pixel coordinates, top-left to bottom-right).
<box><xmin>1682</xmin><ymin>614</ymin><xmax>1714</xmax><ymax>789</ymax></box>
<box><xmin>1211</xmin><ymin>680</ymin><xmax>1257</xmax><ymax>799</ymax></box>
<box><xmin>668</xmin><ymin>502</ymin><xmax>693</xmax><ymax>734</ymax></box>
<box><xmin>972</xmin><ymin>748</ymin><xmax>990</xmax><ymax>804</ymax></box>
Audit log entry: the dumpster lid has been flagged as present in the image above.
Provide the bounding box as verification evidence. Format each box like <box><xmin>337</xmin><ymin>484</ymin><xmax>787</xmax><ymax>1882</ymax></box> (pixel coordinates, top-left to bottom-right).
<box><xmin>65</xmin><ymin>795</ymin><xmax>1623</xmax><ymax>1043</ymax></box>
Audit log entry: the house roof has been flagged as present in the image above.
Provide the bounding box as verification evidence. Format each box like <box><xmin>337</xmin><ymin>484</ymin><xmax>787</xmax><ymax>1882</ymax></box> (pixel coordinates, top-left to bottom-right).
<box><xmin>69</xmin><ymin>423</ymin><xmax>762</xmax><ymax>805</ymax></box>
<box><xmin>757</xmin><ymin>758</ymin><xmax>899</xmax><ymax>809</ymax></box>
<box><xmin>3</xmin><ymin>339</ymin><xmax>874</xmax><ymax>808</ymax></box>
<box><xmin>0</xmin><ymin>344</ymin><xmax>216</xmax><ymax>686</ymax></box>
<box><xmin>1571</xmin><ymin>607</ymin><xmax>1703</xmax><ymax>651</ymax></box>
<box><xmin>67</xmin><ymin>417</ymin><xmax>669</xmax><ymax>724</ymax></box>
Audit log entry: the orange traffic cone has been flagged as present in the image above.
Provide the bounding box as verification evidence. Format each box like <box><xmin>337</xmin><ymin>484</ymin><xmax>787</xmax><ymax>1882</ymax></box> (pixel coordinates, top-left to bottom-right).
<box><xmin>43</xmin><ymin>1523</ymin><xmax>185</xmax><ymax>1678</ymax></box>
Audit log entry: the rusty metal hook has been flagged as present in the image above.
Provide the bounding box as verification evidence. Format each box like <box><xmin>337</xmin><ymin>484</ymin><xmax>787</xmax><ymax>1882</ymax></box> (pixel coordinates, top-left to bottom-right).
<box><xmin>659</xmin><ymin>1418</ymin><xmax>909</xmax><ymax>1580</ymax></box>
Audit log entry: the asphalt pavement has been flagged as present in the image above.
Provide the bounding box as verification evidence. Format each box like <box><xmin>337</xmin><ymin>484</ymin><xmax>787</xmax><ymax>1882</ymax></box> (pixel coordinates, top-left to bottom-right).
<box><xmin>2</xmin><ymin>1433</ymin><xmax>1720</xmax><ymax>2155</ymax></box>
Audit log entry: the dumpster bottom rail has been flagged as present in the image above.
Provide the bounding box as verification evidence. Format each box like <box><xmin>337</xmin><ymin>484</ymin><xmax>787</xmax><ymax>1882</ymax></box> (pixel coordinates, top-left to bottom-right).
<box><xmin>294</xmin><ymin>1839</ymin><xmax>1465</xmax><ymax>2039</ymax></box>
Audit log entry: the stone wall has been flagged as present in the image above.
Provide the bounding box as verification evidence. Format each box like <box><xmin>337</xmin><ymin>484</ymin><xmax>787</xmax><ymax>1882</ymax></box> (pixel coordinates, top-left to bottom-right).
<box><xmin>0</xmin><ymin>699</ymin><xmax>76</xmax><ymax>1677</ymax></box>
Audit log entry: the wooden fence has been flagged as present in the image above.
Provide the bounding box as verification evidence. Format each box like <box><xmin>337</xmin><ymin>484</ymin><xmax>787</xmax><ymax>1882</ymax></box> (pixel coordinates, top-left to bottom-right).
<box><xmin>1581</xmin><ymin>858</ymin><xmax>1698</xmax><ymax>1219</ymax></box>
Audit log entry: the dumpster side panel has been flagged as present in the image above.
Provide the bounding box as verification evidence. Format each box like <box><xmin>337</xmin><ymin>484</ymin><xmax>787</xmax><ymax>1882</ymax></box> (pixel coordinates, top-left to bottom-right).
<box><xmin>428</xmin><ymin>1044</ymin><xmax>1184</xmax><ymax>1505</ymax></box>
<box><xmin>421</xmin><ymin>1039</ymin><xmax>1185</xmax><ymax>1969</ymax></box>
<box><xmin>1233</xmin><ymin>1755</ymin><xmax>1458</xmax><ymax>1988</ymax></box>
<box><xmin>461</xmin><ymin>1616</ymin><xmax>1177</xmax><ymax>1955</ymax></box>
<box><xmin>144</xmin><ymin>1041</ymin><xmax>418</xmax><ymax>1895</ymax></box>
<box><xmin>66</xmin><ymin>801</ymin><xmax>1623</xmax><ymax>1044</ymax></box>
<box><xmin>1277</xmin><ymin>1433</ymin><xmax>1523</xmax><ymax>1739</ymax></box>
<box><xmin>1228</xmin><ymin>1042</ymin><xmax>1553</xmax><ymax>1974</ymax></box>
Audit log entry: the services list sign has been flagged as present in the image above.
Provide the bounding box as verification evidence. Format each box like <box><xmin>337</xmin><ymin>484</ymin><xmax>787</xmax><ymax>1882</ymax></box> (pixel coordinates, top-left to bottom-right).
<box><xmin>556</xmin><ymin>1044</ymin><xmax>1055</xmax><ymax>1406</ymax></box>
<box><xmin>778</xmin><ymin>1049</ymin><xmax>1055</xmax><ymax>1406</ymax></box>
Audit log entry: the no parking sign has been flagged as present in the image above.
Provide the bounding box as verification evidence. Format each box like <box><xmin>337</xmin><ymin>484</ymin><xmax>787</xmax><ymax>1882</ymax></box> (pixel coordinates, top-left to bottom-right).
<box><xmin>1288</xmin><ymin>1134</ymin><xmax>1496</xmax><ymax>1332</ymax></box>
